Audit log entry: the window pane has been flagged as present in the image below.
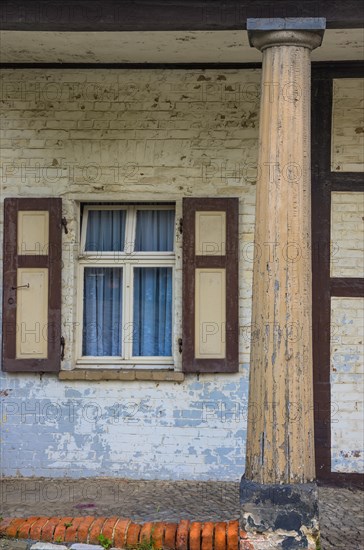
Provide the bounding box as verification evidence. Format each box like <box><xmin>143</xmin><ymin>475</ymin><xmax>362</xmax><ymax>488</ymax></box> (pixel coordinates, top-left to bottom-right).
<box><xmin>133</xmin><ymin>267</ymin><xmax>172</xmax><ymax>356</ymax></box>
<box><xmin>85</xmin><ymin>210</ymin><xmax>126</xmax><ymax>252</ymax></box>
<box><xmin>135</xmin><ymin>210</ymin><xmax>175</xmax><ymax>251</ymax></box>
<box><xmin>83</xmin><ymin>267</ymin><xmax>122</xmax><ymax>356</ymax></box>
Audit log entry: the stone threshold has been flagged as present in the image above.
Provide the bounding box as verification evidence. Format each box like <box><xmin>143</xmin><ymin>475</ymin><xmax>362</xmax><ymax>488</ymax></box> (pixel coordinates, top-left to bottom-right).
<box><xmin>59</xmin><ymin>369</ymin><xmax>185</xmax><ymax>382</ymax></box>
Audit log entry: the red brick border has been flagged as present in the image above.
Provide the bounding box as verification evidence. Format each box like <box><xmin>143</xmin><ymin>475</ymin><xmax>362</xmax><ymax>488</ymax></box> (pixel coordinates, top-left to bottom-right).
<box><xmin>0</xmin><ymin>516</ymin><xmax>242</xmax><ymax>550</ymax></box>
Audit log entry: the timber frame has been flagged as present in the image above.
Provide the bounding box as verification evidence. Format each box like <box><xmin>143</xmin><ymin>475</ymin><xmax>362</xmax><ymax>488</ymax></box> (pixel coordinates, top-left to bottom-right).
<box><xmin>311</xmin><ymin>62</ymin><xmax>364</xmax><ymax>487</ymax></box>
<box><xmin>0</xmin><ymin>0</ymin><xmax>363</xmax><ymax>31</ymax></box>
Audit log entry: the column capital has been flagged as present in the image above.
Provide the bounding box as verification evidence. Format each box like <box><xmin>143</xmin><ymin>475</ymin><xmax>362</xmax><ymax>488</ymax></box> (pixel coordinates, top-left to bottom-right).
<box><xmin>247</xmin><ymin>17</ymin><xmax>326</xmax><ymax>51</ymax></box>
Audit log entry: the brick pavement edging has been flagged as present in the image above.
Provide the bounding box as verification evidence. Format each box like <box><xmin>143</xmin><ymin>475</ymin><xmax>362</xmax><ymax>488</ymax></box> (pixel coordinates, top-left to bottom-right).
<box><xmin>0</xmin><ymin>517</ymin><xmax>242</xmax><ymax>550</ymax></box>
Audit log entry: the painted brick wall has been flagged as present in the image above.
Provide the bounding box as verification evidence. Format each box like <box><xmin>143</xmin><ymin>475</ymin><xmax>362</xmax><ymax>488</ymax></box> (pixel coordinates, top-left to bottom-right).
<box><xmin>1</xmin><ymin>69</ymin><xmax>363</xmax><ymax>480</ymax></box>
<box><xmin>331</xmin><ymin>78</ymin><xmax>364</xmax><ymax>172</ymax></box>
<box><xmin>330</xmin><ymin>80</ymin><xmax>364</xmax><ymax>474</ymax></box>
<box><xmin>0</xmin><ymin>68</ymin><xmax>259</xmax><ymax>480</ymax></box>
<box><xmin>331</xmin><ymin>191</ymin><xmax>364</xmax><ymax>278</ymax></box>
<box><xmin>331</xmin><ymin>297</ymin><xmax>364</xmax><ymax>473</ymax></box>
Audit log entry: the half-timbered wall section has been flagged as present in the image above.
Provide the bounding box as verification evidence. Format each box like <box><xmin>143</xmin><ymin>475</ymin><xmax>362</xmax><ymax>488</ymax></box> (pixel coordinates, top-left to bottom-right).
<box><xmin>0</xmin><ymin>65</ymin><xmax>363</xmax><ymax>482</ymax></box>
<box><xmin>312</xmin><ymin>66</ymin><xmax>363</xmax><ymax>484</ymax></box>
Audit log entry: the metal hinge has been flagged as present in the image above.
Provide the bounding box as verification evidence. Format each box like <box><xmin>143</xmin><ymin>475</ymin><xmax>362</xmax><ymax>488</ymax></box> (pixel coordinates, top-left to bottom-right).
<box><xmin>60</xmin><ymin>336</ymin><xmax>65</xmax><ymax>361</ymax></box>
<box><xmin>178</xmin><ymin>338</ymin><xmax>183</xmax><ymax>354</ymax></box>
<box><xmin>61</xmin><ymin>217</ymin><xmax>68</xmax><ymax>234</ymax></box>
<box><xmin>178</xmin><ymin>218</ymin><xmax>183</xmax><ymax>234</ymax></box>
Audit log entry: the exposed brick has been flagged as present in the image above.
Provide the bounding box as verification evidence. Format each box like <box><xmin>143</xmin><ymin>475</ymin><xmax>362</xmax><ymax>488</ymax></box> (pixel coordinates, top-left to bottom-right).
<box><xmin>75</xmin><ymin>517</ymin><xmax>95</xmax><ymax>544</ymax></box>
<box><xmin>88</xmin><ymin>517</ymin><xmax>107</xmax><ymax>544</ymax></box>
<box><xmin>152</xmin><ymin>522</ymin><xmax>166</xmax><ymax>550</ymax></box>
<box><xmin>201</xmin><ymin>522</ymin><xmax>214</xmax><ymax>550</ymax></box>
<box><xmin>139</xmin><ymin>521</ymin><xmax>153</xmax><ymax>542</ymax></box>
<box><xmin>176</xmin><ymin>520</ymin><xmax>190</xmax><ymax>550</ymax></box>
<box><xmin>126</xmin><ymin>522</ymin><xmax>141</xmax><ymax>546</ymax></box>
<box><xmin>17</xmin><ymin>517</ymin><xmax>39</xmax><ymax>539</ymax></box>
<box><xmin>189</xmin><ymin>522</ymin><xmax>202</xmax><ymax>550</ymax></box>
<box><xmin>52</xmin><ymin>517</ymin><xmax>74</xmax><ymax>543</ymax></box>
<box><xmin>29</xmin><ymin>518</ymin><xmax>50</xmax><ymax>541</ymax></box>
<box><xmin>5</xmin><ymin>518</ymin><xmax>27</xmax><ymax>538</ymax></box>
<box><xmin>164</xmin><ymin>522</ymin><xmax>178</xmax><ymax>550</ymax></box>
<box><xmin>100</xmin><ymin>516</ymin><xmax>119</xmax><ymax>542</ymax></box>
<box><xmin>40</xmin><ymin>518</ymin><xmax>61</xmax><ymax>542</ymax></box>
<box><xmin>113</xmin><ymin>519</ymin><xmax>131</xmax><ymax>548</ymax></box>
<box><xmin>227</xmin><ymin>521</ymin><xmax>239</xmax><ymax>550</ymax></box>
<box><xmin>0</xmin><ymin>518</ymin><xmax>16</xmax><ymax>536</ymax></box>
<box><xmin>64</xmin><ymin>517</ymin><xmax>85</xmax><ymax>543</ymax></box>
<box><xmin>214</xmin><ymin>523</ymin><xmax>227</xmax><ymax>550</ymax></box>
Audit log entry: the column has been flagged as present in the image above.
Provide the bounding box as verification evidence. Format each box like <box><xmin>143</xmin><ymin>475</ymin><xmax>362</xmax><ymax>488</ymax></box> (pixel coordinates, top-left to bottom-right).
<box><xmin>241</xmin><ymin>18</ymin><xmax>325</xmax><ymax>550</ymax></box>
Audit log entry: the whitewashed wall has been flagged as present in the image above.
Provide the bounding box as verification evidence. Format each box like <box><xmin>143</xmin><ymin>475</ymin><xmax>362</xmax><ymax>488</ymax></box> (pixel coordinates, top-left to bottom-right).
<box><xmin>331</xmin><ymin>78</ymin><xmax>364</xmax><ymax>172</ymax></box>
<box><xmin>331</xmin><ymin>297</ymin><xmax>364</xmax><ymax>473</ymax></box>
<box><xmin>0</xmin><ymin>68</ymin><xmax>259</xmax><ymax>480</ymax></box>
<box><xmin>0</xmin><ymin>69</ymin><xmax>363</xmax><ymax>480</ymax></box>
<box><xmin>330</xmin><ymin>190</ymin><xmax>364</xmax><ymax>474</ymax></box>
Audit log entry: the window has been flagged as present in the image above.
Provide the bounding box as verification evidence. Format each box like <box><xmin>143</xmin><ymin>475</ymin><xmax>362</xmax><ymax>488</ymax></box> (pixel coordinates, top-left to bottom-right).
<box><xmin>2</xmin><ymin>197</ymin><xmax>238</xmax><ymax>374</ymax></box>
<box><xmin>77</xmin><ymin>204</ymin><xmax>175</xmax><ymax>366</ymax></box>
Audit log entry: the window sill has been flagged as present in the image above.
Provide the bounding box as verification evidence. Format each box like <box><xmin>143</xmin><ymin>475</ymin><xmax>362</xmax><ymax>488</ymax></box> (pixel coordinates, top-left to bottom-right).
<box><xmin>59</xmin><ymin>369</ymin><xmax>185</xmax><ymax>382</ymax></box>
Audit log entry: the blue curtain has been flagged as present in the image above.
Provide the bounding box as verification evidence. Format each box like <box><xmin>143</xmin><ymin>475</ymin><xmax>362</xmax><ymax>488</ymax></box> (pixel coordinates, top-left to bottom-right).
<box><xmin>133</xmin><ymin>267</ymin><xmax>172</xmax><ymax>356</ymax></box>
<box><xmin>83</xmin><ymin>268</ymin><xmax>123</xmax><ymax>356</ymax></box>
<box><xmin>85</xmin><ymin>210</ymin><xmax>126</xmax><ymax>251</ymax></box>
<box><xmin>135</xmin><ymin>210</ymin><xmax>175</xmax><ymax>251</ymax></box>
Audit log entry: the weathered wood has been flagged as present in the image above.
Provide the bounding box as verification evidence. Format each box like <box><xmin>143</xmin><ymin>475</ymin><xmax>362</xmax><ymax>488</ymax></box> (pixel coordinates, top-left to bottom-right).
<box><xmin>0</xmin><ymin>0</ymin><xmax>363</xmax><ymax>31</ymax></box>
<box><xmin>245</xmin><ymin>29</ymin><xmax>323</xmax><ymax>484</ymax></box>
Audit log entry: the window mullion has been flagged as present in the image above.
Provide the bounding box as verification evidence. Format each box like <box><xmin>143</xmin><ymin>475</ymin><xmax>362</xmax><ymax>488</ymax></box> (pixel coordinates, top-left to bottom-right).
<box><xmin>123</xmin><ymin>207</ymin><xmax>136</xmax><ymax>360</ymax></box>
<box><xmin>124</xmin><ymin>262</ymin><xmax>134</xmax><ymax>360</ymax></box>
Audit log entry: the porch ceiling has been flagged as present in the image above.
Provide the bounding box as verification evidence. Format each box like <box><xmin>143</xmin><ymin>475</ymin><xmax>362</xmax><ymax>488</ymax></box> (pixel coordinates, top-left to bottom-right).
<box><xmin>0</xmin><ymin>29</ymin><xmax>363</xmax><ymax>64</ymax></box>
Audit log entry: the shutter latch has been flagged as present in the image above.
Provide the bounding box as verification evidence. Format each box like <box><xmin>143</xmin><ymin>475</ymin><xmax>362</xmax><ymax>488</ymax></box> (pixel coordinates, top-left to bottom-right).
<box><xmin>11</xmin><ymin>283</ymin><xmax>30</xmax><ymax>290</ymax></box>
<box><xmin>60</xmin><ymin>336</ymin><xmax>65</xmax><ymax>361</ymax></box>
<box><xmin>178</xmin><ymin>218</ymin><xmax>183</xmax><ymax>234</ymax></box>
<box><xmin>61</xmin><ymin>217</ymin><xmax>68</xmax><ymax>234</ymax></box>
<box><xmin>178</xmin><ymin>338</ymin><xmax>183</xmax><ymax>354</ymax></box>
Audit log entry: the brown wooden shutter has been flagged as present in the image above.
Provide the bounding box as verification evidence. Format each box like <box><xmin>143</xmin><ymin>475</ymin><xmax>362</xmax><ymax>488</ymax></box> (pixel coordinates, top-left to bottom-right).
<box><xmin>182</xmin><ymin>198</ymin><xmax>239</xmax><ymax>373</ymax></box>
<box><xmin>2</xmin><ymin>198</ymin><xmax>62</xmax><ymax>372</ymax></box>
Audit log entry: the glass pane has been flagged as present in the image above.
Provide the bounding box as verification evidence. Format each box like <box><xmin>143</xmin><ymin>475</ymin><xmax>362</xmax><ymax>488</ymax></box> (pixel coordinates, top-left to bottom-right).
<box><xmin>83</xmin><ymin>267</ymin><xmax>123</xmax><ymax>356</ymax></box>
<box><xmin>133</xmin><ymin>267</ymin><xmax>172</xmax><ymax>356</ymax></box>
<box><xmin>85</xmin><ymin>210</ymin><xmax>126</xmax><ymax>252</ymax></box>
<box><xmin>135</xmin><ymin>210</ymin><xmax>175</xmax><ymax>251</ymax></box>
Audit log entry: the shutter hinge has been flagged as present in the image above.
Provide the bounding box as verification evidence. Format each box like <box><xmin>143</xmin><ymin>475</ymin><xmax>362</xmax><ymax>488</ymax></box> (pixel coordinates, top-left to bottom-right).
<box><xmin>178</xmin><ymin>338</ymin><xmax>183</xmax><ymax>354</ymax></box>
<box><xmin>60</xmin><ymin>336</ymin><xmax>65</xmax><ymax>361</ymax></box>
<box><xmin>61</xmin><ymin>217</ymin><xmax>68</xmax><ymax>234</ymax></box>
<box><xmin>178</xmin><ymin>218</ymin><xmax>183</xmax><ymax>234</ymax></box>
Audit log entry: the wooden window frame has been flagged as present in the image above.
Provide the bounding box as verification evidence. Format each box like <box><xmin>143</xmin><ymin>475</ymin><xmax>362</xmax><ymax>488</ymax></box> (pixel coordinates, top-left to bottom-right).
<box><xmin>76</xmin><ymin>203</ymin><xmax>176</xmax><ymax>368</ymax></box>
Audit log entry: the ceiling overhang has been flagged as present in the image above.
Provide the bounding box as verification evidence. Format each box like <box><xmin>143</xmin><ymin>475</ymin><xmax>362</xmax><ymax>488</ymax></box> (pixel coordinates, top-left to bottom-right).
<box><xmin>0</xmin><ymin>29</ymin><xmax>363</xmax><ymax>64</ymax></box>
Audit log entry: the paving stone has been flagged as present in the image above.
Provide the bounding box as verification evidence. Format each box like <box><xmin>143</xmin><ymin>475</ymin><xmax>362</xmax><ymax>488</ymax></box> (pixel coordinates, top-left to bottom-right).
<box><xmin>69</xmin><ymin>545</ymin><xmax>104</xmax><ymax>550</ymax></box>
<box><xmin>0</xmin><ymin>540</ymin><xmax>29</xmax><ymax>550</ymax></box>
<box><xmin>0</xmin><ymin>479</ymin><xmax>363</xmax><ymax>549</ymax></box>
<box><xmin>30</xmin><ymin>544</ymin><xmax>68</xmax><ymax>550</ymax></box>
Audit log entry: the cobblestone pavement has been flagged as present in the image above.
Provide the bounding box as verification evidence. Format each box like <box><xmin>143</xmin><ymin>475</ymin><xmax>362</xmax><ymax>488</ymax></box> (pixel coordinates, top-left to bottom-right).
<box><xmin>1</xmin><ymin>479</ymin><xmax>363</xmax><ymax>549</ymax></box>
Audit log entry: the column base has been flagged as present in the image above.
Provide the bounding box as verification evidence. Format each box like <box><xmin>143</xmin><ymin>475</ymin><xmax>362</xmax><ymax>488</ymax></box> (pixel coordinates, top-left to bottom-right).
<box><xmin>240</xmin><ymin>476</ymin><xmax>319</xmax><ymax>549</ymax></box>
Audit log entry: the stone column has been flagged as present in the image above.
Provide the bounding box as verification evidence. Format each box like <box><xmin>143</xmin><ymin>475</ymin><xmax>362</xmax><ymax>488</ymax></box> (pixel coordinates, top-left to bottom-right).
<box><xmin>240</xmin><ymin>19</ymin><xmax>325</xmax><ymax>550</ymax></box>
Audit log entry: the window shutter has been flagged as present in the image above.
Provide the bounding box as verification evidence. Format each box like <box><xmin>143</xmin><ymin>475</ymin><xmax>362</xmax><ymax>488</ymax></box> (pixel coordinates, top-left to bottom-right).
<box><xmin>2</xmin><ymin>198</ymin><xmax>62</xmax><ymax>372</ymax></box>
<box><xmin>182</xmin><ymin>198</ymin><xmax>239</xmax><ymax>373</ymax></box>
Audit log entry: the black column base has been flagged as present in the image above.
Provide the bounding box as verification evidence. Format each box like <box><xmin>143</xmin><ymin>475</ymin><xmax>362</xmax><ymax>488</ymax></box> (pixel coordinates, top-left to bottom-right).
<box><xmin>240</xmin><ymin>476</ymin><xmax>319</xmax><ymax>549</ymax></box>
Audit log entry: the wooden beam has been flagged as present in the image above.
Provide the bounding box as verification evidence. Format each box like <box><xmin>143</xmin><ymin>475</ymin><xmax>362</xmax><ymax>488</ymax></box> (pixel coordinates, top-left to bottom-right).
<box><xmin>0</xmin><ymin>0</ymin><xmax>363</xmax><ymax>31</ymax></box>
